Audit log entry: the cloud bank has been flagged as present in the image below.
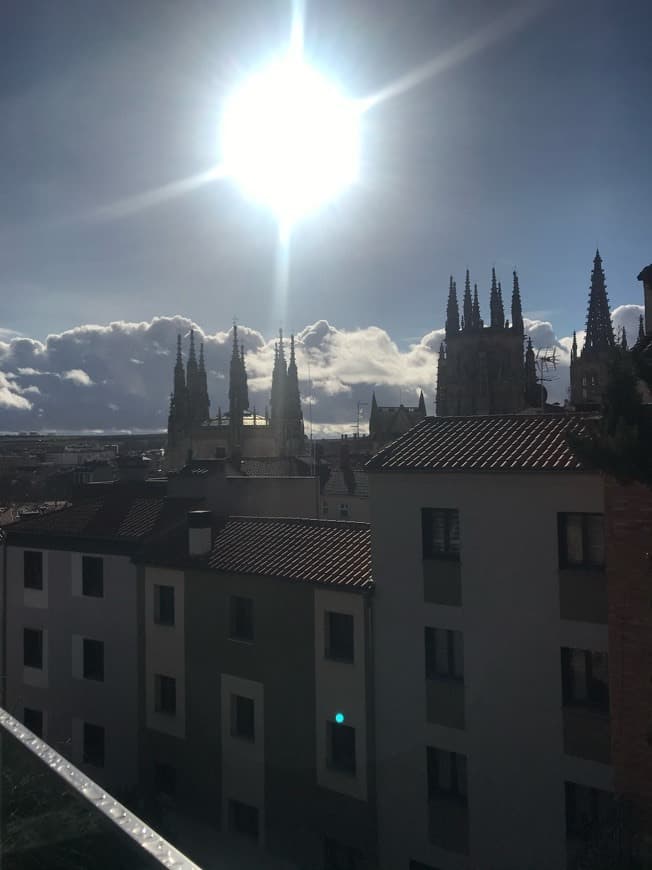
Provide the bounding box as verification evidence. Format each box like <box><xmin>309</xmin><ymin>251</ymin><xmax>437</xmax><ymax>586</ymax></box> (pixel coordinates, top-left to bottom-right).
<box><xmin>0</xmin><ymin>305</ymin><xmax>642</xmax><ymax>435</ymax></box>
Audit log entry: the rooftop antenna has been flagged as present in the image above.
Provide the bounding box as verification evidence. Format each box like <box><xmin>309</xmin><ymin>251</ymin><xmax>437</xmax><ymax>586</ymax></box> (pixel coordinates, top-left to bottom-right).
<box><xmin>535</xmin><ymin>346</ymin><xmax>558</xmax><ymax>411</ymax></box>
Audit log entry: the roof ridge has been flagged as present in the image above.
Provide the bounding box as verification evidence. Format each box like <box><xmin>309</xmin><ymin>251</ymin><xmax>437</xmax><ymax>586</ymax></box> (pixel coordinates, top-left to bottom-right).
<box><xmin>227</xmin><ymin>515</ymin><xmax>371</xmax><ymax>530</ymax></box>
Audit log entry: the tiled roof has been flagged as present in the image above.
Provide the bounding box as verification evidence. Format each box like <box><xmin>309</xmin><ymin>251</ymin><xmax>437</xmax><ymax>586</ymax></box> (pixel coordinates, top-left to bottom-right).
<box><xmin>322</xmin><ymin>470</ymin><xmax>369</xmax><ymax>498</ymax></box>
<box><xmin>207</xmin><ymin>517</ymin><xmax>372</xmax><ymax>590</ymax></box>
<box><xmin>366</xmin><ymin>413</ymin><xmax>599</xmax><ymax>473</ymax></box>
<box><xmin>5</xmin><ymin>482</ymin><xmax>197</xmax><ymax>545</ymax></box>
<box><xmin>234</xmin><ymin>457</ymin><xmax>313</xmax><ymax>477</ymax></box>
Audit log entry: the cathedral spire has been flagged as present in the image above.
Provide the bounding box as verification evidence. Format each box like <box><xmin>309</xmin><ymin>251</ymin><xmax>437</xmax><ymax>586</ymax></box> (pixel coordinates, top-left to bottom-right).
<box><xmin>285</xmin><ymin>334</ymin><xmax>303</xmax><ymax>447</ymax></box>
<box><xmin>489</xmin><ymin>268</ymin><xmax>504</xmax><ymax>328</ymax></box>
<box><xmin>620</xmin><ymin>326</ymin><xmax>628</xmax><ymax>351</ymax></box>
<box><xmin>463</xmin><ymin>270</ymin><xmax>472</xmax><ymax>331</ymax></box>
<box><xmin>511</xmin><ymin>271</ymin><xmax>524</xmax><ymax>334</ymax></box>
<box><xmin>571</xmin><ymin>330</ymin><xmax>578</xmax><ymax>361</ymax></box>
<box><xmin>583</xmin><ymin>249</ymin><xmax>615</xmax><ymax>353</ymax></box>
<box><xmin>445</xmin><ymin>276</ymin><xmax>460</xmax><ymax>337</ymax></box>
<box><xmin>197</xmin><ymin>342</ymin><xmax>210</xmax><ymax>423</ymax></box>
<box><xmin>524</xmin><ymin>336</ymin><xmax>538</xmax><ymax>406</ymax></box>
<box><xmin>472</xmin><ymin>283</ymin><xmax>481</xmax><ymax>329</ymax></box>
<box><xmin>639</xmin><ymin>314</ymin><xmax>645</xmax><ymax>343</ymax></box>
<box><xmin>418</xmin><ymin>390</ymin><xmax>426</xmax><ymax>414</ymax></box>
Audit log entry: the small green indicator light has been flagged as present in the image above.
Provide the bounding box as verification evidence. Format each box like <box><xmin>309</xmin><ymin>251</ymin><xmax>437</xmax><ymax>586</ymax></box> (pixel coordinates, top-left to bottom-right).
<box><xmin>335</xmin><ymin>712</ymin><xmax>345</xmax><ymax>724</ymax></box>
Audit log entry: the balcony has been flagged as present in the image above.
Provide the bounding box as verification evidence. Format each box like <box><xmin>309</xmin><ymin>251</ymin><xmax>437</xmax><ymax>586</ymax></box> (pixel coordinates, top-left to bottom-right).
<box><xmin>423</xmin><ymin>559</ymin><xmax>462</xmax><ymax>606</ymax></box>
<box><xmin>0</xmin><ymin>708</ymin><xmax>199</xmax><ymax>869</ymax></box>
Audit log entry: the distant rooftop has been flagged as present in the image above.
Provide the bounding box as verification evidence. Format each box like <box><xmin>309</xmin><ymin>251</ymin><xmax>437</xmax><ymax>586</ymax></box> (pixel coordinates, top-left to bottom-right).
<box><xmin>322</xmin><ymin>469</ymin><xmax>369</xmax><ymax>498</ymax></box>
<box><xmin>366</xmin><ymin>413</ymin><xmax>598</xmax><ymax>473</ymax></box>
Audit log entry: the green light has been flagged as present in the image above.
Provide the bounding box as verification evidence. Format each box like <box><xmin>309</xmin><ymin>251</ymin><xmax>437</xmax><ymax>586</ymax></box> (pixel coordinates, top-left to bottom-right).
<box><xmin>335</xmin><ymin>712</ymin><xmax>345</xmax><ymax>724</ymax></box>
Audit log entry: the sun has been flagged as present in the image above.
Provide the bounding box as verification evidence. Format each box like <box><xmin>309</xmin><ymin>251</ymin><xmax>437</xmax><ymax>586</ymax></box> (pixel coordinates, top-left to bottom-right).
<box><xmin>221</xmin><ymin>57</ymin><xmax>360</xmax><ymax>225</ymax></box>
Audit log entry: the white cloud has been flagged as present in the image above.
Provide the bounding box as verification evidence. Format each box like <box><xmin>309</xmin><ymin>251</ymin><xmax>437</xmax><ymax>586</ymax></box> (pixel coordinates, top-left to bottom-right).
<box><xmin>63</xmin><ymin>369</ymin><xmax>94</xmax><ymax>386</ymax></box>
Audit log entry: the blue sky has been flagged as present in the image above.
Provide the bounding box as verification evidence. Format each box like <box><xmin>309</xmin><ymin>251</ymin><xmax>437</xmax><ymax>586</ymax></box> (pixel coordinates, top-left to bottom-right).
<box><xmin>1</xmin><ymin>0</ymin><xmax>650</xmax><ymax>347</ymax></box>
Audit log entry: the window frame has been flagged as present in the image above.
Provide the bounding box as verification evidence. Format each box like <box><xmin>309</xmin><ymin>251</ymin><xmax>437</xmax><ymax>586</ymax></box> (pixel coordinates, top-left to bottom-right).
<box><xmin>426</xmin><ymin>747</ymin><xmax>468</xmax><ymax>806</ymax></box>
<box><xmin>82</xmin><ymin>556</ymin><xmax>104</xmax><ymax>597</ymax></box>
<box><xmin>154</xmin><ymin>584</ymin><xmax>175</xmax><ymax>627</ymax></box>
<box><xmin>154</xmin><ymin>674</ymin><xmax>177</xmax><ymax>716</ymax></box>
<box><xmin>558</xmin><ymin>512</ymin><xmax>605</xmax><ymax>570</ymax></box>
<box><xmin>325</xmin><ymin>611</ymin><xmax>355</xmax><ymax>664</ymax></box>
<box><xmin>565</xmin><ymin>781</ymin><xmax>616</xmax><ymax>838</ymax></box>
<box><xmin>231</xmin><ymin>694</ymin><xmax>255</xmax><ymax>742</ymax></box>
<box><xmin>23</xmin><ymin>551</ymin><xmax>43</xmax><ymax>590</ymax></box>
<box><xmin>422</xmin><ymin>508</ymin><xmax>461</xmax><ymax>560</ymax></box>
<box><xmin>425</xmin><ymin>627</ymin><xmax>464</xmax><ymax>682</ymax></box>
<box><xmin>82</xmin><ymin>638</ymin><xmax>105</xmax><ymax>682</ymax></box>
<box><xmin>23</xmin><ymin>627</ymin><xmax>43</xmax><ymax>670</ymax></box>
<box><xmin>327</xmin><ymin>720</ymin><xmax>356</xmax><ymax>776</ymax></box>
<box><xmin>561</xmin><ymin>647</ymin><xmax>610</xmax><ymax>713</ymax></box>
<box><xmin>229</xmin><ymin>799</ymin><xmax>259</xmax><ymax>840</ymax></box>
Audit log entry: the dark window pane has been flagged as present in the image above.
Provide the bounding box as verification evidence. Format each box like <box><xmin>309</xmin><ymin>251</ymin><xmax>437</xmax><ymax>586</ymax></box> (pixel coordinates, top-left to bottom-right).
<box><xmin>229</xmin><ymin>800</ymin><xmax>259</xmax><ymax>839</ymax></box>
<box><xmin>425</xmin><ymin>628</ymin><xmax>464</xmax><ymax>681</ymax></box>
<box><xmin>327</xmin><ymin>721</ymin><xmax>356</xmax><ymax>775</ymax></box>
<box><xmin>155</xmin><ymin>675</ymin><xmax>176</xmax><ymax>715</ymax></box>
<box><xmin>565</xmin><ymin>781</ymin><xmax>616</xmax><ymax>839</ymax></box>
<box><xmin>23</xmin><ymin>551</ymin><xmax>43</xmax><ymax>590</ymax></box>
<box><xmin>83</xmin><ymin>722</ymin><xmax>105</xmax><ymax>768</ymax></box>
<box><xmin>230</xmin><ymin>596</ymin><xmax>254</xmax><ymax>642</ymax></box>
<box><xmin>422</xmin><ymin>509</ymin><xmax>460</xmax><ymax>558</ymax></box>
<box><xmin>82</xmin><ymin>556</ymin><xmax>103</xmax><ymax>597</ymax></box>
<box><xmin>427</xmin><ymin>747</ymin><xmax>467</xmax><ymax>803</ymax></box>
<box><xmin>585</xmin><ymin>515</ymin><xmax>605</xmax><ymax>567</ymax></box>
<box><xmin>24</xmin><ymin>707</ymin><xmax>43</xmax><ymax>737</ymax></box>
<box><xmin>559</xmin><ymin>513</ymin><xmax>605</xmax><ymax>568</ymax></box>
<box><xmin>83</xmin><ymin>638</ymin><xmax>104</xmax><ymax>681</ymax></box>
<box><xmin>23</xmin><ymin>628</ymin><xmax>43</xmax><ymax>669</ymax></box>
<box><xmin>326</xmin><ymin>612</ymin><xmax>354</xmax><ymax>662</ymax></box>
<box><xmin>231</xmin><ymin>695</ymin><xmax>255</xmax><ymax>741</ymax></box>
<box><xmin>561</xmin><ymin>647</ymin><xmax>609</xmax><ymax>711</ymax></box>
<box><xmin>324</xmin><ymin>837</ymin><xmax>359</xmax><ymax>870</ymax></box>
<box><xmin>154</xmin><ymin>585</ymin><xmax>175</xmax><ymax>626</ymax></box>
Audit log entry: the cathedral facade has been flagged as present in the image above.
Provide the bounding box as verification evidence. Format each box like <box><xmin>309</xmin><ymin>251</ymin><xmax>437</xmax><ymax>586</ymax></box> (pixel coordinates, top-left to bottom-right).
<box><xmin>436</xmin><ymin>268</ymin><xmax>539</xmax><ymax>416</ymax></box>
<box><xmin>166</xmin><ymin>326</ymin><xmax>304</xmax><ymax>471</ymax></box>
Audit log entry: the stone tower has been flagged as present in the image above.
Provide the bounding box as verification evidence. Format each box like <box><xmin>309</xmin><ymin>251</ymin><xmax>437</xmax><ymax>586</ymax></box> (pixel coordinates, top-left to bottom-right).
<box><xmin>570</xmin><ymin>250</ymin><xmax>616</xmax><ymax>408</ymax></box>
<box><xmin>436</xmin><ymin>269</ymin><xmax>529</xmax><ymax>416</ymax></box>
<box><xmin>270</xmin><ymin>330</ymin><xmax>304</xmax><ymax>455</ymax></box>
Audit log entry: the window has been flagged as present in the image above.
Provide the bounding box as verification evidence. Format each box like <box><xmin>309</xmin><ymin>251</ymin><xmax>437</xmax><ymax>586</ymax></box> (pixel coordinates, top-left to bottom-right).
<box><xmin>83</xmin><ymin>722</ymin><xmax>105</xmax><ymax>768</ymax></box>
<box><xmin>427</xmin><ymin>747</ymin><xmax>467</xmax><ymax>804</ymax></box>
<box><xmin>561</xmin><ymin>648</ymin><xmax>609</xmax><ymax>712</ymax></box>
<box><xmin>425</xmin><ymin>627</ymin><xmax>464</xmax><ymax>681</ymax></box>
<box><xmin>559</xmin><ymin>513</ymin><xmax>605</xmax><ymax>568</ymax></box>
<box><xmin>229</xmin><ymin>799</ymin><xmax>259</xmax><ymax>839</ymax></box>
<box><xmin>23</xmin><ymin>628</ymin><xmax>43</xmax><ymax>669</ymax></box>
<box><xmin>339</xmin><ymin>503</ymin><xmax>350</xmax><ymax>519</ymax></box>
<box><xmin>325</xmin><ymin>611</ymin><xmax>354</xmax><ymax>663</ymax></box>
<box><xmin>23</xmin><ymin>551</ymin><xmax>43</xmax><ymax>590</ymax></box>
<box><xmin>327</xmin><ymin>721</ymin><xmax>356</xmax><ymax>775</ymax></box>
<box><xmin>154</xmin><ymin>762</ymin><xmax>177</xmax><ymax>798</ymax></box>
<box><xmin>422</xmin><ymin>509</ymin><xmax>460</xmax><ymax>559</ymax></box>
<box><xmin>565</xmin><ymin>782</ymin><xmax>616</xmax><ymax>838</ymax></box>
<box><xmin>229</xmin><ymin>596</ymin><xmax>254</xmax><ymax>642</ymax></box>
<box><xmin>324</xmin><ymin>837</ymin><xmax>360</xmax><ymax>870</ymax></box>
<box><xmin>82</xmin><ymin>639</ymin><xmax>104</xmax><ymax>682</ymax></box>
<box><xmin>154</xmin><ymin>674</ymin><xmax>176</xmax><ymax>716</ymax></box>
<box><xmin>231</xmin><ymin>694</ymin><xmax>255</xmax><ymax>741</ymax></box>
<box><xmin>154</xmin><ymin>585</ymin><xmax>175</xmax><ymax>626</ymax></box>
<box><xmin>82</xmin><ymin>556</ymin><xmax>104</xmax><ymax>597</ymax></box>
<box><xmin>24</xmin><ymin>707</ymin><xmax>43</xmax><ymax>738</ymax></box>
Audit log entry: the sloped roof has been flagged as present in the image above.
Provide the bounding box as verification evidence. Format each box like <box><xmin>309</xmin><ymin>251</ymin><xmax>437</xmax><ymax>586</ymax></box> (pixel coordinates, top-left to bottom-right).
<box><xmin>366</xmin><ymin>413</ymin><xmax>598</xmax><ymax>473</ymax></box>
<box><xmin>322</xmin><ymin>470</ymin><xmax>369</xmax><ymax>498</ymax></box>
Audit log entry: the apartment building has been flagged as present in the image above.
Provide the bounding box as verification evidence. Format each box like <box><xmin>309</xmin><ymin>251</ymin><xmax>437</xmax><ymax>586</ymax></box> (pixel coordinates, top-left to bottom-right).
<box><xmin>367</xmin><ymin>413</ymin><xmax>613</xmax><ymax>870</ymax></box>
<box><xmin>1</xmin><ymin>479</ymin><xmax>197</xmax><ymax>794</ymax></box>
<box><xmin>137</xmin><ymin>510</ymin><xmax>376</xmax><ymax>869</ymax></box>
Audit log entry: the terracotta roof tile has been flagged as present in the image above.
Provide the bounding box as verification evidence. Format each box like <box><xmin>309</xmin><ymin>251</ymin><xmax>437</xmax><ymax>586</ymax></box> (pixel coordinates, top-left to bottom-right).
<box><xmin>366</xmin><ymin>413</ymin><xmax>599</xmax><ymax>473</ymax></box>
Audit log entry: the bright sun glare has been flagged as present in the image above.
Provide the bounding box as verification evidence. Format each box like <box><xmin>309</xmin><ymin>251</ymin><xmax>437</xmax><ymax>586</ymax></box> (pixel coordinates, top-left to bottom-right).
<box><xmin>221</xmin><ymin>57</ymin><xmax>360</xmax><ymax>225</ymax></box>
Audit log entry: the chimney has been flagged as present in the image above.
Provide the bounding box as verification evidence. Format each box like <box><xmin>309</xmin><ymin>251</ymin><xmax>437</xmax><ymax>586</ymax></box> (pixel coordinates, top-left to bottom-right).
<box><xmin>188</xmin><ymin>510</ymin><xmax>213</xmax><ymax>557</ymax></box>
<box><xmin>638</xmin><ymin>264</ymin><xmax>652</xmax><ymax>337</ymax></box>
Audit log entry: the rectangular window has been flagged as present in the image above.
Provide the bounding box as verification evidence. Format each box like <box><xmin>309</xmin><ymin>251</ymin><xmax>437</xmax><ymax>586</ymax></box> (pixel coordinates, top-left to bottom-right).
<box><xmin>425</xmin><ymin>627</ymin><xmax>464</xmax><ymax>681</ymax></box>
<box><xmin>229</xmin><ymin>799</ymin><xmax>259</xmax><ymax>839</ymax></box>
<box><xmin>561</xmin><ymin>648</ymin><xmax>609</xmax><ymax>712</ymax></box>
<box><xmin>83</xmin><ymin>722</ymin><xmax>105</xmax><ymax>768</ymax></box>
<box><xmin>327</xmin><ymin>721</ymin><xmax>356</xmax><ymax>775</ymax></box>
<box><xmin>154</xmin><ymin>585</ymin><xmax>175</xmax><ymax>626</ymax></box>
<box><xmin>565</xmin><ymin>781</ymin><xmax>616</xmax><ymax>838</ymax></box>
<box><xmin>82</xmin><ymin>556</ymin><xmax>104</xmax><ymax>597</ymax></box>
<box><xmin>422</xmin><ymin>509</ymin><xmax>460</xmax><ymax>559</ymax></box>
<box><xmin>324</xmin><ymin>837</ymin><xmax>360</xmax><ymax>870</ymax></box>
<box><xmin>23</xmin><ymin>551</ymin><xmax>43</xmax><ymax>590</ymax></box>
<box><xmin>426</xmin><ymin>747</ymin><xmax>468</xmax><ymax>804</ymax></box>
<box><xmin>322</xmin><ymin>501</ymin><xmax>329</xmax><ymax>517</ymax></box>
<box><xmin>229</xmin><ymin>596</ymin><xmax>254</xmax><ymax>643</ymax></box>
<box><xmin>82</xmin><ymin>638</ymin><xmax>104</xmax><ymax>682</ymax></box>
<box><xmin>231</xmin><ymin>694</ymin><xmax>255</xmax><ymax>741</ymax></box>
<box><xmin>23</xmin><ymin>628</ymin><xmax>43</xmax><ymax>669</ymax></box>
<box><xmin>559</xmin><ymin>513</ymin><xmax>605</xmax><ymax>568</ymax></box>
<box><xmin>325</xmin><ymin>611</ymin><xmax>354</xmax><ymax>663</ymax></box>
<box><xmin>154</xmin><ymin>762</ymin><xmax>177</xmax><ymax>797</ymax></box>
<box><xmin>154</xmin><ymin>674</ymin><xmax>177</xmax><ymax>716</ymax></box>
<box><xmin>24</xmin><ymin>707</ymin><xmax>43</xmax><ymax>738</ymax></box>
<box><xmin>339</xmin><ymin>503</ymin><xmax>350</xmax><ymax>519</ymax></box>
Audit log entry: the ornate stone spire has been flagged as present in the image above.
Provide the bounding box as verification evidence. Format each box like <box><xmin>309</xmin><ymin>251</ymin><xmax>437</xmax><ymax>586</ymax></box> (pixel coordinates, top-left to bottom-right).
<box><xmin>196</xmin><ymin>342</ymin><xmax>210</xmax><ymax>423</ymax></box>
<box><xmin>445</xmin><ymin>276</ymin><xmax>460</xmax><ymax>337</ymax></box>
<box><xmin>463</xmin><ymin>270</ymin><xmax>473</xmax><ymax>332</ymax></box>
<box><xmin>571</xmin><ymin>330</ymin><xmax>578</xmax><ymax>361</ymax></box>
<box><xmin>511</xmin><ymin>271</ymin><xmax>524</xmax><ymax>334</ymax></box>
<box><xmin>583</xmin><ymin>249</ymin><xmax>615</xmax><ymax>353</ymax></box>
<box><xmin>620</xmin><ymin>326</ymin><xmax>628</xmax><ymax>351</ymax></box>
<box><xmin>418</xmin><ymin>390</ymin><xmax>426</xmax><ymax>414</ymax></box>
<box><xmin>489</xmin><ymin>268</ymin><xmax>504</xmax><ymax>328</ymax></box>
<box><xmin>472</xmin><ymin>283</ymin><xmax>481</xmax><ymax>329</ymax></box>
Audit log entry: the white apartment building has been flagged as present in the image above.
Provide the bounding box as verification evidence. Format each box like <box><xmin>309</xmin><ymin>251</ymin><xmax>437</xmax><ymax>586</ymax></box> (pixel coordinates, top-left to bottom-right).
<box><xmin>367</xmin><ymin>413</ymin><xmax>613</xmax><ymax>870</ymax></box>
